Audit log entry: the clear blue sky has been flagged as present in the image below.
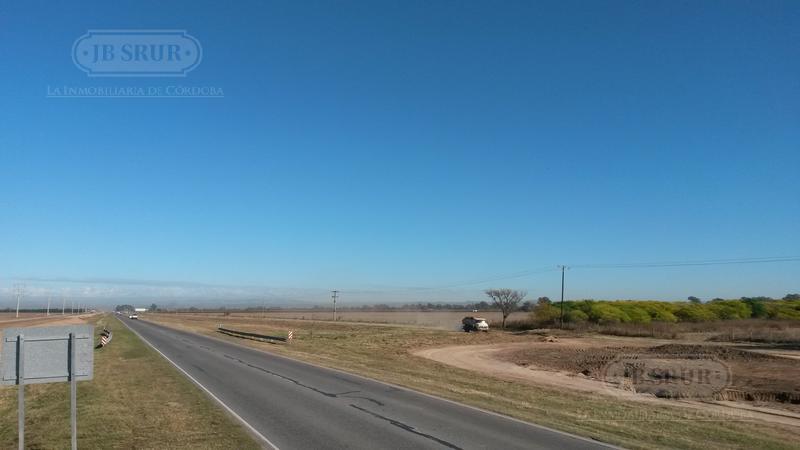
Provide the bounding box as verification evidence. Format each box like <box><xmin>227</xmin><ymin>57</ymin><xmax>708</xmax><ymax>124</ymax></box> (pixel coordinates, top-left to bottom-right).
<box><xmin>0</xmin><ymin>0</ymin><xmax>798</xmax><ymax>306</ymax></box>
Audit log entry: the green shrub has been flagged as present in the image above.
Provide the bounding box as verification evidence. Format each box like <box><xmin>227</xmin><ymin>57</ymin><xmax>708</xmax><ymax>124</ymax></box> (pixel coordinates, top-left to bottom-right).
<box><xmin>588</xmin><ymin>303</ymin><xmax>631</xmax><ymax>324</ymax></box>
<box><xmin>531</xmin><ymin>303</ymin><xmax>561</xmax><ymax>326</ymax></box>
<box><xmin>741</xmin><ymin>298</ymin><xmax>768</xmax><ymax>318</ymax></box>
<box><xmin>766</xmin><ymin>301</ymin><xmax>800</xmax><ymax>320</ymax></box>
<box><xmin>564</xmin><ymin>309</ymin><xmax>588</xmax><ymax>323</ymax></box>
<box><xmin>638</xmin><ymin>302</ymin><xmax>678</xmax><ymax>322</ymax></box>
<box><xmin>707</xmin><ymin>300</ymin><xmax>752</xmax><ymax>320</ymax></box>
<box><xmin>674</xmin><ymin>304</ymin><xmax>717</xmax><ymax>322</ymax></box>
<box><xmin>617</xmin><ymin>304</ymin><xmax>651</xmax><ymax>324</ymax></box>
<box><xmin>537</xmin><ymin>299</ymin><xmax>800</xmax><ymax>325</ymax></box>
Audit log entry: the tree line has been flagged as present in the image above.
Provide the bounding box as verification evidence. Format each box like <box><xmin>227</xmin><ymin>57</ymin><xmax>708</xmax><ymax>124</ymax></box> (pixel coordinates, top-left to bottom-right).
<box><xmin>530</xmin><ymin>295</ymin><xmax>800</xmax><ymax>327</ymax></box>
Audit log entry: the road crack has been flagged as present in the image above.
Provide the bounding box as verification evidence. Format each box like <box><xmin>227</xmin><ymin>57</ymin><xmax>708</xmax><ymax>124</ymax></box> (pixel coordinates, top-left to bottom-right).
<box><xmin>349</xmin><ymin>404</ymin><xmax>463</xmax><ymax>449</ymax></box>
<box><xmin>221</xmin><ymin>354</ymin><xmax>385</xmax><ymax>406</ymax></box>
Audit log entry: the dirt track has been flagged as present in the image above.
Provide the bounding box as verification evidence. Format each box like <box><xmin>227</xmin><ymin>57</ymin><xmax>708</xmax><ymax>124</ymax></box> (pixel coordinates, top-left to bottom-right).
<box><xmin>414</xmin><ymin>338</ymin><xmax>800</xmax><ymax>428</ymax></box>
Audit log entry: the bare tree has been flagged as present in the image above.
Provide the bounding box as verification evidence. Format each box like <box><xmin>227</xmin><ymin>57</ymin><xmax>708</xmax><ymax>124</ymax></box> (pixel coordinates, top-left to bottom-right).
<box><xmin>484</xmin><ymin>289</ymin><xmax>527</xmax><ymax>329</ymax></box>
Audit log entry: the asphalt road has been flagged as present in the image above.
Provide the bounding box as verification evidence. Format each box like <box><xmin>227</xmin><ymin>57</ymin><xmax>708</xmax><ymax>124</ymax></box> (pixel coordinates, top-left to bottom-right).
<box><xmin>121</xmin><ymin>317</ymin><xmax>612</xmax><ymax>450</ymax></box>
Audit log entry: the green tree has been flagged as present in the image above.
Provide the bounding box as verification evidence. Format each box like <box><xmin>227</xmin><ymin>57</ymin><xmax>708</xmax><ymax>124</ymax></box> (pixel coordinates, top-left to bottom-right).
<box><xmin>688</xmin><ymin>296</ymin><xmax>701</xmax><ymax>304</ymax></box>
<box><xmin>707</xmin><ymin>300</ymin><xmax>751</xmax><ymax>320</ymax></box>
<box><xmin>741</xmin><ymin>298</ymin><xmax>767</xmax><ymax>318</ymax></box>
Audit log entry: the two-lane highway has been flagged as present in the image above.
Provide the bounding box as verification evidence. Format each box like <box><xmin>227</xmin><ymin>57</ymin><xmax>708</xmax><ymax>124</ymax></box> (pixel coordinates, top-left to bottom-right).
<box><xmin>122</xmin><ymin>317</ymin><xmax>612</xmax><ymax>450</ymax></box>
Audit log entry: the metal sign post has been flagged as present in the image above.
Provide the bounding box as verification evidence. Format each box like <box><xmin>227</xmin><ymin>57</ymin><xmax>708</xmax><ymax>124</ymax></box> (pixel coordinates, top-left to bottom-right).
<box><xmin>17</xmin><ymin>335</ymin><xmax>24</xmax><ymax>450</ymax></box>
<box><xmin>70</xmin><ymin>332</ymin><xmax>77</xmax><ymax>450</ymax></box>
<box><xmin>2</xmin><ymin>325</ymin><xmax>94</xmax><ymax>449</ymax></box>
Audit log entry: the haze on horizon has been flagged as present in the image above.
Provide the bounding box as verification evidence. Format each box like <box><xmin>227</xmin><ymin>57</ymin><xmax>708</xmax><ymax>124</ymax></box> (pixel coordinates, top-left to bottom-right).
<box><xmin>1</xmin><ymin>1</ymin><xmax>798</xmax><ymax>307</ymax></box>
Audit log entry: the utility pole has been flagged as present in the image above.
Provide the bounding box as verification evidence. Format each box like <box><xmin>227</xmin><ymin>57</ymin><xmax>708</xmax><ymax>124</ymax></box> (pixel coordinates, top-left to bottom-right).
<box><xmin>62</xmin><ymin>297</ymin><xmax>66</xmax><ymax>315</ymax></box>
<box><xmin>47</xmin><ymin>296</ymin><xmax>51</xmax><ymax>316</ymax></box>
<box><xmin>558</xmin><ymin>266</ymin><xmax>567</xmax><ymax>328</ymax></box>
<box><xmin>331</xmin><ymin>290</ymin><xmax>339</xmax><ymax>321</ymax></box>
<box><xmin>558</xmin><ymin>265</ymin><xmax>568</xmax><ymax>328</ymax></box>
<box><xmin>14</xmin><ymin>284</ymin><xmax>25</xmax><ymax>318</ymax></box>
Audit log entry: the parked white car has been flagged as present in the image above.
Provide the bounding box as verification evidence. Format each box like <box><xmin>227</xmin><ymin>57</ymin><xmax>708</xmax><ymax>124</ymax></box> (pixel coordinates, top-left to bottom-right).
<box><xmin>462</xmin><ymin>316</ymin><xmax>489</xmax><ymax>332</ymax></box>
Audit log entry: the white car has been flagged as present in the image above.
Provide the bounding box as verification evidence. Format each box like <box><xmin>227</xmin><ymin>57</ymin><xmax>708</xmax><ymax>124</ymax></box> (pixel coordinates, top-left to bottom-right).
<box><xmin>128</xmin><ymin>314</ymin><xmax>139</xmax><ymax>319</ymax></box>
<box><xmin>462</xmin><ymin>316</ymin><xmax>489</xmax><ymax>332</ymax></box>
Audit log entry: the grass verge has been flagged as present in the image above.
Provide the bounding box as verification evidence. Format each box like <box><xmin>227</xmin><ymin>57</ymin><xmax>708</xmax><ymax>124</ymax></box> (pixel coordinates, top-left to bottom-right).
<box><xmin>145</xmin><ymin>313</ymin><xmax>800</xmax><ymax>450</ymax></box>
<box><xmin>0</xmin><ymin>314</ymin><xmax>259</xmax><ymax>449</ymax></box>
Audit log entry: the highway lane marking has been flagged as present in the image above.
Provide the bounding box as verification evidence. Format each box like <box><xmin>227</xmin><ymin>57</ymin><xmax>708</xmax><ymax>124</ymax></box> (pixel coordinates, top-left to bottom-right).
<box><xmin>137</xmin><ymin>318</ymin><xmax>620</xmax><ymax>449</ymax></box>
<box><xmin>119</xmin><ymin>318</ymin><xmax>281</xmax><ymax>450</ymax></box>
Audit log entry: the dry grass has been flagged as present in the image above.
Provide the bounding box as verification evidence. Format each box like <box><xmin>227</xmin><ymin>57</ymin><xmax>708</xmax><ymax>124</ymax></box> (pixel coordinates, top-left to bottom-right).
<box><xmin>144</xmin><ymin>312</ymin><xmax>800</xmax><ymax>450</ymax></box>
<box><xmin>502</xmin><ymin>319</ymin><xmax>800</xmax><ymax>344</ymax></box>
<box><xmin>0</xmin><ymin>314</ymin><xmax>258</xmax><ymax>449</ymax></box>
<box><xmin>174</xmin><ymin>310</ymin><xmax>530</xmax><ymax>329</ymax></box>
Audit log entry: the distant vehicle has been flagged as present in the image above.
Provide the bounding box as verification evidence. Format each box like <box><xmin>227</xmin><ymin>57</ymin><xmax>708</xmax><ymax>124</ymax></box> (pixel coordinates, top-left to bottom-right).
<box><xmin>129</xmin><ymin>314</ymin><xmax>139</xmax><ymax>319</ymax></box>
<box><xmin>462</xmin><ymin>316</ymin><xmax>489</xmax><ymax>332</ymax></box>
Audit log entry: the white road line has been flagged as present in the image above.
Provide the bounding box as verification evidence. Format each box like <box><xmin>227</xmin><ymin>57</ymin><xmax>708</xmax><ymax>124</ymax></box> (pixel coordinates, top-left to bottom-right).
<box><xmin>144</xmin><ymin>318</ymin><xmax>619</xmax><ymax>449</ymax></box>
<box><xmin>119</xmin><ymin>317</ymin><xmax>280</xmax><ymax>450</ymax></box>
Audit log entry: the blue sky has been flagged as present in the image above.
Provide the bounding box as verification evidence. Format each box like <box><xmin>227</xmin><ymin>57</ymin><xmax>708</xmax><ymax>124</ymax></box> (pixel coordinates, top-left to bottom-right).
<box><xmin>0</xmin><ymin>1</ymin><xmax>798</xmax><ymax>306</ymax></box>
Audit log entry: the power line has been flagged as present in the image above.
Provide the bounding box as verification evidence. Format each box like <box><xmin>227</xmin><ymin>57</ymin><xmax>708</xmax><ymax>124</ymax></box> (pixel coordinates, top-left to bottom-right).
<box><xmin>388</xmin><ymin>256</ymin><xmax>800</xmax><ymax>294</ymax></box>
<box><xmin>405</xmin><ymin>266</ymin><xmax>559</xmax><ymax>292</ymax></box>
<box><xmin>571</xmin><ymin>255</ymin><xmax>800</xmax><ymax>269</ymax></box>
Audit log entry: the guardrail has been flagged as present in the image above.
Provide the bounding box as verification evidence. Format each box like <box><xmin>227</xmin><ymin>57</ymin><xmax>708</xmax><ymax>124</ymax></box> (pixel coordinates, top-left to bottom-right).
<box><xmin>217</xmin><ymin>327</ymin><xmax>292</xmax><ymax>343</ymax></box>
<box><xmin>95</xmin><ymin>328</ymin><xmax>112</xmax><ymax>348</ymax></box>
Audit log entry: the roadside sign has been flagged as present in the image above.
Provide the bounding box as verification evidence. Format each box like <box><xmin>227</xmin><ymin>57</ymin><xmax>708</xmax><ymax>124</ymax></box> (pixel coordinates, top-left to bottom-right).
<box><xmin>2</xmin><ymin>325</ymin><xmax>94</xmax><ymax>385</ymax></box>
<box><xmin>1</xmin><ymin>324</ymin><xmax>94</xmax><ymax>450</ymax></box>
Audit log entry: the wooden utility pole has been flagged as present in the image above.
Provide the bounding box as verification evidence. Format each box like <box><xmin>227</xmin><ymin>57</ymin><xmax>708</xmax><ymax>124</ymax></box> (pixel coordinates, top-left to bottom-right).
<box><xmin>558</xmin><ymin>265</ymin><xmax>568</xmax><ymax>328</ymax></box>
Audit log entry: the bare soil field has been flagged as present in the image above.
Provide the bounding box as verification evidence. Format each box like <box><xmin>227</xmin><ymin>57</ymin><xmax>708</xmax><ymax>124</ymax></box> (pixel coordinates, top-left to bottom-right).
<box><xmin>502</xmin><ymin>342</ymin><xmax>800</xmax><ymax>403</ymax></box>
<box><xmin>415</xmin><ymin>334</ymin><xmax>800</xmax><ymax>426</ymax></box>
<box><xmin>0</xmin><ymin>313</ymin><xmax>94</xmax><ymax>330</ymax></box>
<box><xmin>185</xmin><ymin>310</ymin><xmax>529</xmax><ymax>329</ymax></box>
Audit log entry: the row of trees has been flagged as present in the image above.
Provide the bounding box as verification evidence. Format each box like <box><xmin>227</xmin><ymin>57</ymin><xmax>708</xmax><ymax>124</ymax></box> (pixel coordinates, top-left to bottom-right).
<box><xmin>530</xmin><ymin>297</ymin><xmax>800</xmax><ymax>326</ymax></box>
<box><xmin>478</xmin><ymin>290</ymin><xmax>800</xmax><ymax>329</ymax></box>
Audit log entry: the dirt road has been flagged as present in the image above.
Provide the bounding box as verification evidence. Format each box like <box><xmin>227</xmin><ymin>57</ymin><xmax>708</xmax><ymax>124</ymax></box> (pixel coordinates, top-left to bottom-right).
<box><xmin>413</xmin><ymin>340</ymin><xmax>800</xmax><ymax>428</ymax></box>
